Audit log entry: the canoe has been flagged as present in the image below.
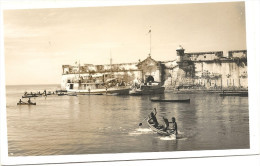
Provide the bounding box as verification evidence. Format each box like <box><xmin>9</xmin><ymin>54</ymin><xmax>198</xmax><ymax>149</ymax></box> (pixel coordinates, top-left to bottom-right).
<box><xmin>22</xmin><ymin>95</ymin><xmax>39</xmax><ymax>98</ymax></box>
<box><xmin>58</xmin><ymin>93</ymin><xmax>67</xmax><ymax>96</ymax></box>
<box><xmin>146</xmin><ymin>119</ymin><xmax>177</xmax><ymax>139</ymax></box>
<box><xmin>151</xmin><ymin>99</ymin><xmax>190</xmax><ymax>103</ymax></box>
<box><xmin>219</xmin><ymin>93</ymin><xmax>248</xmax><ymax>97</ymax></box>
<box><xmin>17</xmin><ymin>102</ymin><xmax>36</xmax><ymax>105</ymax></box>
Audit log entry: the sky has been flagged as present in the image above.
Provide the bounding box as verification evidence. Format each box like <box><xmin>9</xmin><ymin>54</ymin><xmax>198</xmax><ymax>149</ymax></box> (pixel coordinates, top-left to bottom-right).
<box><xmin>3</xmin><ymin>1</ymin><xmax>246</xmax><ymax>85</ymax></box>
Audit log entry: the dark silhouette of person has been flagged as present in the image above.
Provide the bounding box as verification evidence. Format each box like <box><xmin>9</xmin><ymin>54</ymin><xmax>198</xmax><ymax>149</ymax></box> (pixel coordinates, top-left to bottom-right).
<box><xmin>163</xmin><ymin>117</ymin><xmax>169</xmax><ymax>131</ymax></box>
<box><xmin>148</xmin><ymin>108</ymin><xmax>159</xmax><ymax>127</ymax></box>
<box><xmin>170</xmin><ymin>117</ymin><xmax>178</xmax><ymax>134</ymax></box>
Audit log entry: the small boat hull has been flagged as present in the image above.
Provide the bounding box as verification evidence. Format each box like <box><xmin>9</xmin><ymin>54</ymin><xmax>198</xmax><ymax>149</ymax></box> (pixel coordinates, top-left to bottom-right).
<box><xmin>67</xmin><ymin>87</ymin><xmax>130</xmax><ymax>95</ymax></box>
<box><xmin>17</xmin><ymin>103</ymin><xmax>36</xmax><ymax>105</ymax></box>
<box><xmin>22</xmin><ymin>95</ymin><xmax>38</xmax><ymax>98</ymax></box>
<box><xmin>130</xmin><ymin>86</ymin><xmax>165</xmax><ymax>95</ymax></box>
<box><xmin>58</xmin><ymin>93</ymin><xmax>67</xmax><ymax>96</ymax></box>
<box><xmin>219</xmin><ymin>92</ymin><xmax>248</xmax><ymax>97</ymax></box>
<box><xmin>151</xmin><ymin>99</ymin><xmax>190</xmax><ymax>103</ymax></box>
<box><xmin>146</xmin><ymin>119</ymin><xmax>177</xmax><ymax>138</ymax></box>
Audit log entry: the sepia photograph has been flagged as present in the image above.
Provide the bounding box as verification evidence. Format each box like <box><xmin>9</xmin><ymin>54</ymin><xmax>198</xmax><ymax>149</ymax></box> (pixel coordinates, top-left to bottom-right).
<box><xmin>0</xmin><ymin>0</ymin><xmax>259</xmax><ymax>165</ymax></box>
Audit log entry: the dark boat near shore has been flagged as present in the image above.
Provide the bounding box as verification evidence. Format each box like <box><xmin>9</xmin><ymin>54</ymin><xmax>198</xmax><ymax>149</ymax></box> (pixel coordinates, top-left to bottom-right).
<box><xmin>129</xmin><ymin>82</ymin><xmax>165</xmax><ymax>95</ymax></box>
<box><xmin>22</xmin><ymin>95</ymin><xmax>39</xmax><ymax>98</ymax></box>
<box><xmin>219</xmin><ymin>91</ymin><xmax>248</xmax><ymax>97</ymax></box>
<box><xmin>150</xmin><ymin>99</ymin><xmax>190</xmax><ymax>103</ymax></box>
<box><xmin>146</xmin><ymin>118</ymin><xmax>177</xmax><ymax>139</ymax></box>
<box><xmin>58</xmin><ymin>93</ymin><xmax>67</xmax><ymax>96</ymax></box>
<box><xmin>17</xmin><ymin>102</ymin><xmax>36</xmax><ymax>105</ymax></box>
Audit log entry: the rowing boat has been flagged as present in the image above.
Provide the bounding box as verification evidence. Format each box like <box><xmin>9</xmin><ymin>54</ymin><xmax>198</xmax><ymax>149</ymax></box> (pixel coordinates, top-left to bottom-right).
<box><xmin>150</xmin><ymin>99</ymin><xmax>190</xmax><ymax>103</ymax></box>
<box><xmin>58</xmin><ymin>93</ymin><xmax>67</xmax><ymax>96</ymax></box>
<box><xmin>22</xmin><ymin>95</ymin><xmax>39</xmax><ymax>98</ymax></box>
<box><xmin>146</xmin><ymin>118</ymin><xmax>177</xmax><ymax>139</ymax></box>
<box><xmin>17</xmin><ymin>102</ymin><xmax>36</xmax><ymax>105</ymax></box>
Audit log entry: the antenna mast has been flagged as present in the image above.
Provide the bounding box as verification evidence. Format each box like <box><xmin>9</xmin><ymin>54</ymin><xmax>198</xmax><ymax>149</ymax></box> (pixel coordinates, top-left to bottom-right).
<box><xmin>110</xmin><ymin>49</ymin><xmax>112</xmax><ymax>77</ymax></box>
<box><xmin>149</xmin><ymin>27</ymin><xmax>151</xmax><ymax>57</ymax></box>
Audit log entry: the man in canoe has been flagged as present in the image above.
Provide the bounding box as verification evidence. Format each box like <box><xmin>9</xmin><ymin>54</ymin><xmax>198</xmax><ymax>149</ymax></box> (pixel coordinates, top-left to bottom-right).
<box><xmin>163</xmin><ymin>117</ymin><xmax>170</xmax><ymax>131</ymax></box>
<box><xmin>169</xmin><ymin>117</ymin><xmax>178</xmax><ymax>134</ymax></box>
<box><xmin>28</xmin><ymin>98</ymin><xmax>32</xmax><ymax>104</ymax></box>
<box><xmin>148</xmin><ymin>108</ymin><xmax>159</xmax><ymax>128</ymax></box>
<box><xmin>19</xmin><ymin>99</ymin><xmax>24</xmax><ymax>104</ymax></box>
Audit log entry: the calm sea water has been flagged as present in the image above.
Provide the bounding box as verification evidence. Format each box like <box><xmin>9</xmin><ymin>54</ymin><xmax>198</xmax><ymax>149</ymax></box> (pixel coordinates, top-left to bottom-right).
<box><xmin>6</xmin><ymin>85</ymin><xmax>249</xmax><ymax>156</ymax></box>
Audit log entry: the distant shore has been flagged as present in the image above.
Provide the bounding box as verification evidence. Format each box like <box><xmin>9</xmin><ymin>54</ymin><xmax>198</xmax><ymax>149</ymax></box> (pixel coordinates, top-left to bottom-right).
<box><xmin>165</xmin><ymin>87</ymin><xmax>248</xmax><ymax>94</ymax></box>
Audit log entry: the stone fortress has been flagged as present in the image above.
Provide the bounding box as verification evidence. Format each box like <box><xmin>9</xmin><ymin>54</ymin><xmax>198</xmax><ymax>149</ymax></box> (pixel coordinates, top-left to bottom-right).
<box><xmin>61</xmin><ymin>46</ymin><xmax>247</xmax><ymax>91</ymax></box>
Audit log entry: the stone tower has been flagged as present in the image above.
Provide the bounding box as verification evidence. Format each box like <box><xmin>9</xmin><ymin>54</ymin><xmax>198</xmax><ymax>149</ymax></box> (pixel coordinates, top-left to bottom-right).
<box><xmin>176</xmin><ymin>45</ymin><xmax>185</xmax><ymax>63</ymax></box>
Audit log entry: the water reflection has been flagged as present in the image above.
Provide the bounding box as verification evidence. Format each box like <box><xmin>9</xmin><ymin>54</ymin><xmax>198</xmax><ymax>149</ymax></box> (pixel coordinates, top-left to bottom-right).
<box><xmin>6</xmin><ymin>85</ymin><xmax>249</xmax><ymax>156</ymax></box>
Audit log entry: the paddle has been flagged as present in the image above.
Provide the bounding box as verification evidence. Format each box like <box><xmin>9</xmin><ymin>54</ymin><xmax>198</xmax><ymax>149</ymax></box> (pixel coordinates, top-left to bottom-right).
<box><xmin>138</xmin><ymin>116</ymin><xmax>148</xmax><ymax>126</ymax></box>
<box><xmin>139</xmin><ymin>108</ymin><xmax>156</xmax><ymax>126</ymax></box>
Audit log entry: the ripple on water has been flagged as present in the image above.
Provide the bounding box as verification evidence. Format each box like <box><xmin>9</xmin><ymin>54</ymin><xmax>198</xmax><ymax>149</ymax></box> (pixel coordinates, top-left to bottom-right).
<box><xmin>128</xmin><ymin>128</ymin><xmax>153</xmax><ymax>136</ymax></box>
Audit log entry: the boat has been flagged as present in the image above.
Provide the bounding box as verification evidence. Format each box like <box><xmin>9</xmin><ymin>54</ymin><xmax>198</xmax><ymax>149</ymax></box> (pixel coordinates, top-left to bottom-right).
<box><xmin>65</xmin><ymin>74</ymin><xmax>130</xmax><ymax>96</ymax></box>
<box><xmin>66</xmin><ymin>82</ymin><xmax>130</xmax><ymax>95</ymax></box>
<box><xmin>151</xmin><ymin>99</ymin><xmax>190</xmax><ymax>103</ymax></box>
<box><xmin>219</xmin><ymin>92</ymin><xmax>248</xmax><ymax>97</ymax></box>
<box><xmin>146</xmin><ymin>118</ymin><xmax>177</xmax><ymax>139</ymax></box>
<box><xmin>129</xmin><ymin>81</ymin><xmax>165</xmax><ymax>95</ymax></box>
<box><xmin>22</xmin><ymin>95</ymin><xmax>39</xmax><ymax>98</ymax></box>
<box><xmin>58</xmin><ymin>93</ymin><xmax>67</xmax><ymax>96</ymax></box>
<box><xmin>17</xmin><ymin>102</ymin><xmax>36</xmax><ymax>105</ymax></box>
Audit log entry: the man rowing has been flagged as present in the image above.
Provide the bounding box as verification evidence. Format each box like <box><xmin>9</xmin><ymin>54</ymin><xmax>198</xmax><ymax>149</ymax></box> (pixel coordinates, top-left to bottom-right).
<box><xmin>168</xmin><ymin>117</ymin><xmax>178</xmax><ymax>134</ymax></box>
<box><xmin>148</xmin><ymin>108</ymin><xmax>159</xmax><ymax>128</ymax></box>
<box><xmin>163</xmin><ymin>117</ymin><xmax>170</xmax><ymax>131</ymax></box>
<box><xmin>28</xmin><ymin>98</ymin><xmax>32</xmax><ymax>104</ymax></box>
<box><xmin>18</xmin><ymin>99</ymin><xmax>24</xmax><ymax>104</ymax></box>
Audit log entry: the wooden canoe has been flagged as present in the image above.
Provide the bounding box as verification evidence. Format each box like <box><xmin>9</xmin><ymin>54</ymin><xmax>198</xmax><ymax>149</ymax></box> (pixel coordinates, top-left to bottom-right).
<box><xmin>146</xmin><ymin>119</ymin><xmax>177</xmax><ymax>139</ymax></box>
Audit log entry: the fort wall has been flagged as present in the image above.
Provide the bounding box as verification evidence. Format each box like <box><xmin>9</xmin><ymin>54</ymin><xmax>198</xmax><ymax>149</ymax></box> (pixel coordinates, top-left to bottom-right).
<box><xmin>61</xmin><ymin>47</ymin><xmax>247</xmax><ymax>90</ymax></box>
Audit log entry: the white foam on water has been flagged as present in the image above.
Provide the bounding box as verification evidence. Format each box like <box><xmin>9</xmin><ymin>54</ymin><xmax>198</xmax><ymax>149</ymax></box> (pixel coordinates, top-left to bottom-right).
<box><xmin>136</xmin><ymin>128</ymin><xmax>152</xmax><ymax>132</ymax></box>
<box><xmin>159</xmin><ymin>136</ymin><xmax>177</xmax><ymax>141</ymax></box>
<box><xmin>128</xmin><ymin>128</ymin><xmax>153</xmax><ymax>136</ymax></box>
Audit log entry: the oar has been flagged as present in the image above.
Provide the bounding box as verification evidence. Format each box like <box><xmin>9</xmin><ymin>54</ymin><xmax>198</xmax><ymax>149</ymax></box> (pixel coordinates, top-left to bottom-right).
<box><xmin>139</xmin><ymin>116</ymin><xmax>149</xmax><ymax>126</ymax></box>
<box><xmin>139</xmin><ymin>108</ymin><xmax>155</xmax><ymax>126</ymax></box>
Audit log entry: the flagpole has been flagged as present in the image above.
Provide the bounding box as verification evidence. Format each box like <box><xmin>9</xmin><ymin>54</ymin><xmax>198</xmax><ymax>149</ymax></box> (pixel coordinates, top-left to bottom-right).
<box><xmin>78</xmin><ymin>60</ymin><xmax>80</xmax><ymax>80</ymax></box>
<box><xmin>150</xmin><ymin>29</ymin><xmax>151</xmax><ymax>57</ymax></box>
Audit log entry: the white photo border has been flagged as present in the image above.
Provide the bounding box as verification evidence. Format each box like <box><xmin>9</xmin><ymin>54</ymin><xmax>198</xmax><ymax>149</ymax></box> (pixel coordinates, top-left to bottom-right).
<box><xmin>1</xmin><ymin>0</ymin><xmax>259</xmax><ymax>165</ymax></box>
